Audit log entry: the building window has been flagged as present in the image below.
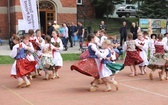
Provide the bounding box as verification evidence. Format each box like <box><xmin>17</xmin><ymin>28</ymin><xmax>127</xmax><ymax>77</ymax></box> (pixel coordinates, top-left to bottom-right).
<box><xmin>77</xmin><ymin>0</ymin><xmax>83</xmax><ymax>5</ymax></box>
<box><xmin>126</xmin><ymin>0</ymin><xmax>133</xmax><ymax>4</ymax></box>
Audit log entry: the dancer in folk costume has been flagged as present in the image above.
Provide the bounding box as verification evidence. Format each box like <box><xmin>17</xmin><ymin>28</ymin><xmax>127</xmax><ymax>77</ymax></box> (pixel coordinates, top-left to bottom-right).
<box><xmin>10</xmin><ymin>35</ymin><xmax>36</xmax><ymax>88</ymax></box>
<box><xmin>22</xmin><ymin>35</ymin><xmax>37</xmax><ymax>80</ymax></box>
<box><xmin>148</xmin><ymin>34</ymin><xmax>157</xmax><ymax>59</ymax></box>
<box><xmin>35</xmin><ymin>29</ymin><xmax>45</xmax><ymax>76</ymax></box>
<box><xmin>71</xmin><ymin>34</ymin><xmax>100</xmax><ymax>91</ymax></box>
<box><xmin>39</xmin><ymin>35</ymin><xmax>57</xmax><ymax>80</ymax></box>
<box><xmin>51</xmin><ymin>30</ymin><xmax>63</xmax><ymax>79</ymax></box>
<box><xmin>28</xmin><ymin>29</ymin><xmax>39</xmax><ymax>51</ymax></box>
<box><xmin>28</xmin><ymin>29</ymin><xmax>42</xmax><ymax>62</ymax></box>
<box><xmin>28</xmin><ymin>29</ymin><xmax>42</xmax><ymax>77</ymax></box>
<box><xmin>148</xmin><ymin>34</ymin><xmax>168</xmax><ymax>81</ymax></box>
<box><xmin>109</xmin><ymin>43</ymin><xmax>117</xmax><ymax>63</ymax></box>
<box><xmin>143</xmin><ymin>31</ymin><xmax>150</xmax><ymax>58</ymax></box>
<box><xmin>123</xmin><ymin>33</ymin><xmax>143</xmax><ymax>77</ymax></box>
<box><xmin>135</xmin><ymin>32</ymin><xmax>149</xmax><ymax>75</ymax></box>
<box><xmin>94</xmin><ymin>30</ymin><xmax>101</xmax><ymax>47</ymax></box>
<box><xmin>98</xmin><ymin>40</ymin><xmax>124</xmax><ymax>92</ymax></box>
<box><xmin>35</xmin><ymin>29</ymin><xmax>45</xmax><ymax>57</ymax></box>
<box><xmin>100</xmin><ymin>29</ymin><xmax>108</xmax><ymax>46</ymax></box>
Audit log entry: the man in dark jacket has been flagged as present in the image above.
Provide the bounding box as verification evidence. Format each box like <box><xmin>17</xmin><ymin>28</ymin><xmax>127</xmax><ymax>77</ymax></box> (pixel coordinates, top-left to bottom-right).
<box><xmin>47</xmin><ymin>22</ymin><xmax>55</xmax><ymax>37</ymax></box>
<box><xmin>130</xmin><ymin>22</ymin><xmax>138</xmax><ymax>40</ymax></box>
<box><xmin>119</xmin><ymin>21</ymin><xmax>127</xmax><ymax>46</ymax></box>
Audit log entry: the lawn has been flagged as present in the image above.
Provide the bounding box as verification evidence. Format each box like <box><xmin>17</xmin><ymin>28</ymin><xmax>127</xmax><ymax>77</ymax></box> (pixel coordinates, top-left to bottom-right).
<box><xmin>83</xmin><ymin>17</ymin><xmax>139</xmax><ymax>36</ymax></box>
<box><xmin>0</xmin><ymin>53</ymin><xmax>80</xmax><ymax>64</ymax></box>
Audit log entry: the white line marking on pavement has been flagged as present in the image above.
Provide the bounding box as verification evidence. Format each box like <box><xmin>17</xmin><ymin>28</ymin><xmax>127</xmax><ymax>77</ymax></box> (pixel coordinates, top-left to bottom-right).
<box><xmin>2</xmin><ymin>85</ymin><xmax>34</xmax><ymax>105</ymax></box>
<box><xmin>120</xmin><ymin>83</ymin><xmax>168</xmax><ymax>99</ymax></box>
<box><xmin>119</xmin><ymin>78</ymin><xmax>148</xmax><ymax>82</ymax></box>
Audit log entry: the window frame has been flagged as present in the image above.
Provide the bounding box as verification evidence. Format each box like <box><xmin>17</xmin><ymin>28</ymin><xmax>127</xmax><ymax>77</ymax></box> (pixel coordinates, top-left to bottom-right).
<box><xmin>77</xmin><ymin>0</ymin><xmax>83</xmax><ymax>5</ymax></box>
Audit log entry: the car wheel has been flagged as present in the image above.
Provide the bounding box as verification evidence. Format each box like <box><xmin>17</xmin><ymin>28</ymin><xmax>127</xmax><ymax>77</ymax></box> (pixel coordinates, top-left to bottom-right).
<box><xmin>118</xmin><ymin>15</ymin><xmax>122</xmax><ymax>18</ymax></box>
<box><xmin>125</xmin><ymin>13</ymin><xmax>130</xmax><ymax>18</ymax></box>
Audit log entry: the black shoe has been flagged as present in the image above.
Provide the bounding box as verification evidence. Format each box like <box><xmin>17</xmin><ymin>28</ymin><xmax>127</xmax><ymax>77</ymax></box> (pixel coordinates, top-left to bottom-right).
<box><xmin>63</xmin><ymin>47</ymin><xmax>68</xmax><ymax>51</ymax></box>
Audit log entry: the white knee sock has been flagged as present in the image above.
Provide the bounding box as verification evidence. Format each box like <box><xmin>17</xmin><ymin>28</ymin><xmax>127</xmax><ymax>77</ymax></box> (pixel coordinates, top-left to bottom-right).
<box><xmin>22</xmin><ymin>76</ymin><xmax>30</xmax><ymax>84</ymax></box>
<box><xmin>17</xmin><ymin>77</ymin><xmax>23</xmax><ymax>83</ymax></box>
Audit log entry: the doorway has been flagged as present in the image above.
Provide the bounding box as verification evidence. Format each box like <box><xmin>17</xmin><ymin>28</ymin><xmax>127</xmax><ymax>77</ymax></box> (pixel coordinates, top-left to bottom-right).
<box><xmin>40</xmin><ymin>12</ymin><xmax>46</xmax><ymax>34</ymax></box>
<box><xmin>39</xmin><ymin>1</ymin><xmax>56</xmax><ymax>34</ymax></box>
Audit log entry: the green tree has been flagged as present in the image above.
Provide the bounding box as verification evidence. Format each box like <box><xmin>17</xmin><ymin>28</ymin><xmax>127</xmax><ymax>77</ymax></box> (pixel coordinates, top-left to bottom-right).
<box><xmin>138</xmin><ymin>0</ymin><xmax>168</xmax><ymax>19</ymax></box>
<box><xmin>90</xmin><ymin>0</ymin><xmax>124</xmax><ymax>18</ymax></box>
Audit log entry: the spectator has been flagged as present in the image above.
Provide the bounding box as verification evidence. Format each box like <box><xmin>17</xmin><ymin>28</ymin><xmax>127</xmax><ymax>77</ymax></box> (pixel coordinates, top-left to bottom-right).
<box><xmin>47</xmin><ymin>22</ymin><xmax>55</xmax><ymax>37</ymax></box>
<box><xmin>59</xmin><ymin>24</ymin><xmax>64</xmax><ymax>37</ymax></box>
<box><xmin>67</xmin><ymin>23</ymin><xmax>73</xmax><ymax>47</ymax></box>
<box><xmin>53</xmin><ymin>21</ymin><xmax>60</xmax><ymax>31</ymax></box>
<box><xmin>119</xmin><ymin>21</ymin><xmax>127</xmax><ymax>46</ymax></box>
<box><xmin>99</xmin><ymin>21</ymin><xmax>106</xmax><ymax>30</ymax></box>
<box><xmin>70</xmin><ymin>22</ymin><xmax>77</xmax><ymax>47</ymax></box>
<box><xmin>76</xmin><ymin>21</ymin><xmax>85</xmax><ymax>50</ymax></box>
<box><xmin>130</xmin><ymin>22</ymin><xmax>138</xmax><ymax>40</ymax></box>
<box><xmin>111</xmin><ymin>36</ymin><xmax>123</xmax><ymax>59</ymax></box>
<box><xmin>62</xmin><ymin>23</ymin><xmax>69</xmax><ymax>51</ymax></box>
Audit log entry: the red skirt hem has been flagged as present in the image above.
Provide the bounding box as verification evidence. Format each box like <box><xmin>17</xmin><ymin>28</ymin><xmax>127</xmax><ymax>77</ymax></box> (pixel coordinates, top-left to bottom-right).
<box><xmin>124</xmin><ymin>51</ymin><xmax>143</xmax><ymax>66</ymax></box>
<box><xmin>16</xmin><ymin>58</ymin><xmax>37</xmax><ymax>77</ymax></box>
<box><xmin>70</xmin><ymin>58</ymin><xmax>99</xmax><ymax>79</ymax></box>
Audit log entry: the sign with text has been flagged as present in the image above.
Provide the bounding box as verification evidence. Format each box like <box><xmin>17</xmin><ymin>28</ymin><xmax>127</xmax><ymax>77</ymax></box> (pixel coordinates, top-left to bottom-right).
<box><xmin>20</xmin><ymin>0</ymin><xmax>39</xmax><ymax>33</ymax></box>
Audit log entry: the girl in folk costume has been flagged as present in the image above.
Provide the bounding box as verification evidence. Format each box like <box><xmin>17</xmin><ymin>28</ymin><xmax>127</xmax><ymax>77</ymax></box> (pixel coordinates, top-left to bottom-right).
<box><xmin>28</xmin><ymin>29</ymin><xmax>41</xmax><ymax>77</ymax></box>
<box><xmin>148</xmin><ymin>34</ymin><xmax>167</xmax><ymax>81</ymax></box>
<box><xmin>135</xmin><ymin>32</ymin><xmax>149</xmax><ymax>75</ymax></box>
<box><xmin>35</xmin><ymin>29</ymin><xmax>45</xmax><ymax>56</ymax></box>
<box><xmin>39</xmin><ymin>35</ymin><xmax>57</xmax><ymax>80</ymax></box>
<box><xmin>28</xmin><ymin>29</ymin><xmax>39</xmax><ymax>50</ymax></box>
<box><xmin>100</xmin><ymin>29</ymin><xmax>108</xmax><ymax>46</ymax></box>
<box><xmin>97</xmin><ymin>40</ymin><xmax>124</xmax><ymax>92</ymax></box>
<box><xmin>71</xmin><ymin>34</ymin><xmax>100</xmax><ymax>92</ymax></box>
<box><xmin>123</xmin><ymin>33</ymin><xmax>143</xmax><ymax>77</ymax></box>
<box><xmin>35</xmin><ymin>29</ymin><xmax>45</xmax><ymax>76</ymax></box>
<box><xmin>109</xmin><ymin>43</ymin><xmax>117</xmax><ymax>63</ymax></box>
<box><xmin>143</xmin><ymin>31</ymin><xmax>150</xmax><ymax>58</ymax></box>
<box><xmin>22</xmin><ymin>35</ymin><xmax>37</xmax><ymax>80</ymax></box>
<box><xmin>51</xmin><ymin>30</ymin><xmax>63</xmax><ymax>79</ymax></box>
<box><xmin>10</xmin><ymin>35</ymin><xmax>36</xmax><ymax>88</ymax></box>
<box><xmin>149</xmin><ymin>34</ymin><xmax>157</xmax><ymax>58</ymax></box>
<box><xmin>94</xmin><ymin>30</ymin><xmax>101</xmax><ymax>47</ymax></box>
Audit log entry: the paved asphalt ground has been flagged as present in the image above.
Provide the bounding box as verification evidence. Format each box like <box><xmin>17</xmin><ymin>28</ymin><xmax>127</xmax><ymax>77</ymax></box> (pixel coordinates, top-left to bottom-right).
<box><xmin>0</xmin><ymin>62</ymin><xmax>168</xmax><ymax>105</ymax></box>
<box><xmin>0</xmin><ymin>40</ymin><xmax>168</xmax><ymax>105</ymax></box>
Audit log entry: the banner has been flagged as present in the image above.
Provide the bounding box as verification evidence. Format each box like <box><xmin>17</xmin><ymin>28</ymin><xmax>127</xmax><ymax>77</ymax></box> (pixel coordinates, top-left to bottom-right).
<box><xmin>20</xmin><ymin>0</ymin><xmax>39</xmax><ymax>33</ymax></box>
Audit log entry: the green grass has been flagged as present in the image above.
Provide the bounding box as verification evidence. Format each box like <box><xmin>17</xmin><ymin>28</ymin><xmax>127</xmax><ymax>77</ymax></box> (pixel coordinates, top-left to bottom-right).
<box><xmin>62</xmin><ymin>53</ymin><xmax>80</xmax><ymax>61</ymax></box>
<box><xmin>0</xmin><ymin>56</ymin><xmax>15</xmax><ymax>64</ymax></box>
<box><xmin>83</xmin><ymin>18</ymin><xmax>139</xmax><ymax>36</ymax></box>
<box><xmin>0</xmin><ymin>53</ymin><xmax>80</xmax><ymax>64</ymax></box>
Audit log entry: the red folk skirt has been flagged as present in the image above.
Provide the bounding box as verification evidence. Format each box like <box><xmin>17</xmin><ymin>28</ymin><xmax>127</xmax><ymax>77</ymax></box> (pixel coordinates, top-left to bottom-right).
<box><xmin>16</xmin><ymin>58</ymin><xmax>37</xmax><ymax>77</ymax></box>
<box><xmin>124</xmin><ymin>51</ymin><xmax>143</xmax><ymax>66</ymax></box>
<box><xmin>70</xmin><ymin>58</ymin><xmax>99</xmax><ymax>79</ymax></box>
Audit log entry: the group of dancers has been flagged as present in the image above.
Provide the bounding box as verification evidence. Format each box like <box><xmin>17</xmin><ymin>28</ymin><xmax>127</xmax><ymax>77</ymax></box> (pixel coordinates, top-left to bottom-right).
<box><xmin>10</xmin><ymin>29</ymin><xmax>63</xmax><ymax>88</ymax></box>
<box><xmin>71</xmin><ymin>30</ymin><xmax>168</xmax><ymax>92</ymax></box>
<box><xmin>10</xmin><ymin>28</ymin><xmax>168</xmax><ymax>91</ymax></box>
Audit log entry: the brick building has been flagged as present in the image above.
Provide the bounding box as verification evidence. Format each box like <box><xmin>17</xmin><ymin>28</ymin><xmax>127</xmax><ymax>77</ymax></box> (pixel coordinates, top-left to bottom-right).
<box><xmin>0</xmin><ymin>0</ymin><xmax>77</xmax><ymax>39</ymax></box>
<box><xmin>77</xmin><ymin>0</ymin><xmax>95</xmax><ymax>20</ymax></box>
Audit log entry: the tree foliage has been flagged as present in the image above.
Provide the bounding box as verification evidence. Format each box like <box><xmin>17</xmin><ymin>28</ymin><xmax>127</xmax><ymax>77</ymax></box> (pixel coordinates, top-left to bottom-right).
<box><xmin>138</xmin><ymin>0</ymin><xmax>168</xmax><ymax>19</ymax></box>
<box><xmin>90</xmin><ymin>0</ymin><xmax>124</xmax><ymax>18</ymax></box>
